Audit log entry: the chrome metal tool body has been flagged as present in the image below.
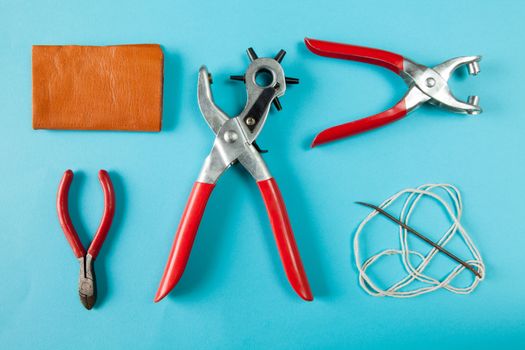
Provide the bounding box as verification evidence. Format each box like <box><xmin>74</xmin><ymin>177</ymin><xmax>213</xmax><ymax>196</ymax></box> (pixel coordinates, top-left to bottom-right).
<box><xmin>155</xmin><ymin>48</ymin><xmax>312</xmax><ymax>302</ymax></box>
<box><xmin>305</xmin><ymin>38</ymin><xmax>482</xmax><ymax>146</ymax></box>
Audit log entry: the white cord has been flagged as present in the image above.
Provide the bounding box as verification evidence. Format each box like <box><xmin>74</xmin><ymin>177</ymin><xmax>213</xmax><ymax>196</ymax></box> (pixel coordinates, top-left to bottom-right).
<box><xmin>353</xmin><ymin>184</ymin><xmax>485</xmax><ymax>298</ymax></box>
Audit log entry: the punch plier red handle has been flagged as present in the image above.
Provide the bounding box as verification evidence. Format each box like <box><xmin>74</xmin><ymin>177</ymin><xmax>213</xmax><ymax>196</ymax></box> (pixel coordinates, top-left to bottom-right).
<box><xmin>305</xmin><ymin>38</ymin><xmax>482</xmax><ymax>147</ymax></box>
<box><xmin>155</xmin><ymin>48</ymin><xmax>313</xmax><ymax>302</ymax></box>
<box><xmin>57</xmin><ymin>170</ymin><xmax>115</xmax><ymax>309</ymax></box>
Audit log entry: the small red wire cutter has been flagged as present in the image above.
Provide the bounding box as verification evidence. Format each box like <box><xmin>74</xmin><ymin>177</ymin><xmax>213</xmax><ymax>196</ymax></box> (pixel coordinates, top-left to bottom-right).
<box><xmin>56</xmin><ymin>170</ymin><xmax>115</xmax><ymax>309</ymax></box>
<box><xmin>305</xmin><ymin>38</ymin><xmax>482</xmax><ymax>147</ymax></box>
<box><xmin>155</xmin><ymin>48</ymin><xmax>313</xmax><ymax>302</ymax></box>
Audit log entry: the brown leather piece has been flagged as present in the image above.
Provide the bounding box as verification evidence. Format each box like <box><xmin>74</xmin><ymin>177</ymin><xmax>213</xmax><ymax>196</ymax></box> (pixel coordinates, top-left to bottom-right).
<box><xmin>32</xmin><ymin>44</ymin><xmax>164</xmax><ymax>131</ymax></box>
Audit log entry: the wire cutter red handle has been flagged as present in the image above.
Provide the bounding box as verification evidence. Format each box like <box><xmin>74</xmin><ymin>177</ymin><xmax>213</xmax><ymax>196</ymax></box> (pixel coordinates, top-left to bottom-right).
<box><xmin>155</xmin><ymin>179</ymin><xmax>312</xmax><ymax>302</ymax></box>
<box><xmin>305</xmin><ymin>38</ymin><xmax>411</xmax><ymax>146</ymax></box>
<box><xmin>57</xmin><ymin>170</ymin><xmax>116</xmax><ymax>259</ymax></box>
<box><xmin>57</xmin><ymin>170</ymin><xmax>86</xmax><ymax>258</ymax></box>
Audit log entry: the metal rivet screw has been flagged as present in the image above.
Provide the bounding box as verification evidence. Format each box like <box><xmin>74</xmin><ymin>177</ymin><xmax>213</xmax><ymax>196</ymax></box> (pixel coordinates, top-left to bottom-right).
<box><xmin>468</xmin><ymin>95</ymin><xmax>479</xmax><ymax>106</ymax></box>
<box><xmin>223</xmin><ymin>130</ymin><xmax>238</xmax><ymax>143</ymax></box>
<box><xmin>467</xmin><ymin>62</ymin><xmax>480</xmax><ymax>75</ymax></box>
<box><xmin>467</xmin><ymin>95</ymin><xmax>480</xmax><ymax>115</ymax></box>
<box><xmin>426</xmin><ymin>77</ymin><xmax>436</xmax><ymax>88</ymax></box>
<box><xmin>245</xmin><ymin>117</ymin><xmax>256</xmax><ymax>126</ymax></box>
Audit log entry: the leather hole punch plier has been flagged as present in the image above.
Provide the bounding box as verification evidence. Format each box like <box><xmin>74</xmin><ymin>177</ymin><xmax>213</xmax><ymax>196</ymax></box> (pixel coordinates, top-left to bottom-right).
<box><xmin>155</xmin><ymin>48</ymin><xmax>313</xmax><ymax>302</ymax></box>
<box><xmin>56</xmin><ymin>170</ymin><xmax>115</xmax><ymax>309</ymax></box>
<box><xmin>304</xmin><ymin>38</ymin><xmax>482</xmax><ymax>147</ymax></box>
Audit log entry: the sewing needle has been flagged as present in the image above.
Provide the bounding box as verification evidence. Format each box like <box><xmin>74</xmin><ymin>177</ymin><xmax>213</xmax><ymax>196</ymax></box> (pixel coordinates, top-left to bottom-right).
<box><xmin>355</xmin><ymin>201</ymin><xmax>482</xmax><ymax>278</ymax></box>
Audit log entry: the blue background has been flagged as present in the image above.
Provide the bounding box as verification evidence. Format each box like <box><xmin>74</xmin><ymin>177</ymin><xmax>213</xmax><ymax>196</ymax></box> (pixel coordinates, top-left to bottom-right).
<box><xmin>1</xmin><ymin>0</ymin><xmax>524</xmax><ymax>348</ymax></box>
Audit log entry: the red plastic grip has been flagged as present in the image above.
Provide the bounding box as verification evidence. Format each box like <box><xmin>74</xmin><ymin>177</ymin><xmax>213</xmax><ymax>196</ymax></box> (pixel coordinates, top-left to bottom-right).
<box><xmin>257</xmin><ymin>178</ymin><xmax>313</xmax><ymax>301</ymax></box>
<box><xmin>311</xmin><ymin>99</ymin><xmax>407</xmax><ymax>147</ymax></box>
<box><xmin>155</xmin><ymin>182</ymin><xmax>215</xmax><ymax>302</ymax></box>
<box><xmin>56</xmin><ymin>170</ymin><xmax>115</xmax><ymax>259</ymax></box>
<box><xmin>305</xmin><ymin>37</ymin><xmax>405</xmax><ymax>74</ymax></box>
<box><xmin>57</xmin><ymin>170</ymin><xmax>86</xmax><ymax>259</ymax></box>
<box><xmin>87</xmin><ymin>170</ymin><xmax>116</xmax><ymax>259</ymax></box>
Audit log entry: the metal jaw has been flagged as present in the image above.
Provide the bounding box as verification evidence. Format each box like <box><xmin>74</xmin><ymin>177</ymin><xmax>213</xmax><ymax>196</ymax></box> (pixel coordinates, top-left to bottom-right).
<box><xmin>78</xmin><ymin>254</ymin><xmax>96</xmax><ymax>310</ymax></box>
<box><xmin>196</xmin><ymin>51</ymin><xmax>291</xmax><ymax>184</ymax></box>
<box><xmin>402</xmin><ymin>56</ymin><xmax>482</xmax><ymax>115</ymax></box>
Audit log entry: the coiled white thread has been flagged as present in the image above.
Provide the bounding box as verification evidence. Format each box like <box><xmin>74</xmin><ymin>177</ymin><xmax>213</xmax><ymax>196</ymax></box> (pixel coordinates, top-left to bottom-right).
<box><xmin>353</xmin><ymin>184</ymin><xmax>485</xmax><ymax>298</ymax></box>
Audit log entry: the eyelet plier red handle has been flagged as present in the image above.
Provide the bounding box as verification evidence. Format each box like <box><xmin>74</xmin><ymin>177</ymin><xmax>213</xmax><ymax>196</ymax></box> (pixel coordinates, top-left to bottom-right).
<box><xmin>155</xmin><ymin>48</ymin><xmax>313</xmax><ymax>302</ymax></box>
<box><xmin>57</xmin><ymin>169</ymin><xmax>116</xmax><ymax>309</ymax></box>
<box><xmin>305</xmin><ymin>38</ymin><xmax>482</xmax><ymax>147</ymax></box>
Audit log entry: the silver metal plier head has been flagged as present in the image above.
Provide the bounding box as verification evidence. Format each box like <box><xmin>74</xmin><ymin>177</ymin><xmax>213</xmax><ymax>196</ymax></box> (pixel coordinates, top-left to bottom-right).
<box><xmin>78</xmin><ymin>254</ymin><xmax>96</xmax><ymax>310</ymax></box>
